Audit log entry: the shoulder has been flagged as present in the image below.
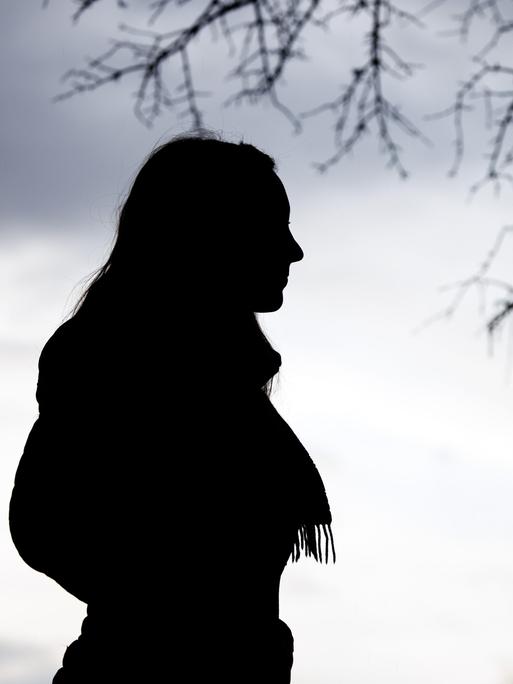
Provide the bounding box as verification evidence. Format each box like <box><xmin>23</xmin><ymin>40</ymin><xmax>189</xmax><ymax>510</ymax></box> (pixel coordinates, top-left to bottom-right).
<box><xmin>39</xmin><ymin>317</ymin><xmax>75</xmax><ymax>359</ymax></box>
<box><xmin>35</xmin><ymin>315</ymin><xmax>103</xmax><ymax>409</ymax></box>
<box><xmin>37</xmin><ymin>315</ymin><xmax>97</xmax><ymax>369</ymax></box>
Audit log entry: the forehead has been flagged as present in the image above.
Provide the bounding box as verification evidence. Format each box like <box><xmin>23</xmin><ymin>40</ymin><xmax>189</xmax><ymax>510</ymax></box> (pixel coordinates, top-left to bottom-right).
<box><xmin>253</xmin><ymin>171</ymin><xmax>290</xmax><ymax>214</ymax></box>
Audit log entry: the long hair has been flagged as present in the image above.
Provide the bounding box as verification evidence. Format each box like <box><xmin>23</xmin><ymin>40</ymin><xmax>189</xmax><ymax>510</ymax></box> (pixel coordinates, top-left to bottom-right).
<box><xmin>66</xmin><ymin>131</ymin><xmax>281</xmax><ymax>396</ymax></box>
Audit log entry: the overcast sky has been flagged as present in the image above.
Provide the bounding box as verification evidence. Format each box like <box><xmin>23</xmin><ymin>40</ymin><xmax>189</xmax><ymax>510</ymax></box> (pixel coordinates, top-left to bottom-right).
<box><xmin>3</xmin><ymin>2</ymin><xmax>513</xmax><ymax>683</ymax></box>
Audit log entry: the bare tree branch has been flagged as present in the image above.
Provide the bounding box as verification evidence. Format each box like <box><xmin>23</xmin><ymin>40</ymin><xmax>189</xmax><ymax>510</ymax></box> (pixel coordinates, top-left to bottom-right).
<box><xmin>49</xmin><ymin>0</ymin><xmax>435</xmax><ymax>176</ymax></box>
<box><xmin>64</xmin><ymin>0</ymin><xmax>129</xmax><ymax>23</ymax></box>
<box><xmin>52</xmin><ymin>1</ymin><xmax>322</xmax><ymax>131</ymax></box>
<box><xmin>423</xmin><ymin>0</ymin><xmax>513</xmax><ymax>194</ymax></box>
<box><xmin>301</xmin><ymin>0</ymin><xmax>432</xmax><ymax>177</ymax></box>
<box><xmin>47</xmin><ymin>0</ymin><xmax>513</xmax><ymax>188</ymax></box>
<box><xmin>414</xmin><ymin>225</ymin><xmax>513</xmax><ymax>345</ymax></box>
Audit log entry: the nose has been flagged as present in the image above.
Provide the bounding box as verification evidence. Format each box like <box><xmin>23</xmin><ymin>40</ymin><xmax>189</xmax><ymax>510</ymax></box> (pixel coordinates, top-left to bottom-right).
<box><xmin>289</xmin><ymin>235</ymin><xmax>304</xmax><ymax>264</ymax></box>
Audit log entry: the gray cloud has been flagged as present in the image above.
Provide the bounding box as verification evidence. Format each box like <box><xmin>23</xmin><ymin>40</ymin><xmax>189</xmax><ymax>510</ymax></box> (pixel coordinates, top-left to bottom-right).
<box><xmin>0</xmin><ymin>639</ymin><xmax>51</xmax><ymax>684</ymax></box>
<box><xmin>0</xmin><ymin>1</ymin><xmax>500</xmax><ymax>238</ymax></box>
<box><xmin>0</xmin><ymin>639</ymin><xmax>44</xmax><ymax>663</ymax></box>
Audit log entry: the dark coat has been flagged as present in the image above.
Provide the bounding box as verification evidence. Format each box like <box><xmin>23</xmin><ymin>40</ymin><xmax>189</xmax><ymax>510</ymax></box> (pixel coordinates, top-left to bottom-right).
<box><xmin>9</xmin><ymin>308</ymin><xmax>334</xmax><ymax>683</ymax></box>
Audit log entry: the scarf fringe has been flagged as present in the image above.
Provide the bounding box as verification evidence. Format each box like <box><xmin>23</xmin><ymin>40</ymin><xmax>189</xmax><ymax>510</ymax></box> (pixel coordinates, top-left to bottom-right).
<box><xmin>290</xmin><ymin>522</ymin><xmax>336</xmax><ymax>564</ymax></box>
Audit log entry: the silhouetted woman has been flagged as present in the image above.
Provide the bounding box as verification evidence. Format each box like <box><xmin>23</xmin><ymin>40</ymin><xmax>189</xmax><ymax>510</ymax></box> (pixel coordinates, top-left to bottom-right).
<box><xmin>9</xmin><ymin>133</ymin><xmax>336</xmax><ymax>683</ymax></box>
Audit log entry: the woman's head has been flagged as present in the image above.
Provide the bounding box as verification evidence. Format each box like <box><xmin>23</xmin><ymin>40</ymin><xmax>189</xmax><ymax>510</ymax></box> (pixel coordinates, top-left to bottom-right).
<box><xmin>69</xmin><ymin>132</ymin><xmax>304</xmax><ymax>394</ymax></box>
<box><xmin>73</xmin><ymin>132</ymin><xmax>303</xmax><ymax>316</ymax></box>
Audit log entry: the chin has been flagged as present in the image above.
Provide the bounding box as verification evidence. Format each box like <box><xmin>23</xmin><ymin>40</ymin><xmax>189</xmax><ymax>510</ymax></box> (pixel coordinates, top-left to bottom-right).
<box><xmin>253</xmin><ymin>292</ymin><xmax>284</xmax><ymax>313</ymax></box>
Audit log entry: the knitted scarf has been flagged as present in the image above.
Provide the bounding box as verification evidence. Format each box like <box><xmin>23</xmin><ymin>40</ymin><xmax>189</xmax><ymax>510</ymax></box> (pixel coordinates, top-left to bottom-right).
<box><xmin>223</xmin><ymin>314</ymin><xmax>336</xmax><ymax>565</ymax></box>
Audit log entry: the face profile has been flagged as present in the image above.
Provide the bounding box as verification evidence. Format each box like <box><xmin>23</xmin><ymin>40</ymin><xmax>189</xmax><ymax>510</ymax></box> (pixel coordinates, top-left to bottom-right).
<box><xmin>232</xmin><ymin>170</ymin><xmax>304</xmax><ymax>313</ymax></box>
<box><xmin>106</xmin><ymin>136</ymin><xmax>304</xmax><ymax>319</ymax></box>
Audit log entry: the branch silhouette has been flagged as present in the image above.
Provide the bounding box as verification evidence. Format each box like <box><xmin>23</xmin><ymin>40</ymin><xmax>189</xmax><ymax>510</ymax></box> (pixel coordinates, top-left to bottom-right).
<box><xmin>50</xmin><ymin>0</ymin><xmax>436</xmax><ymax>177</ymax></box>
<box><xmin>48</xmin><ymin>0</ymin><xmax>513</xmax><ymax>183</ymax></box>
<box><xmin>414</xmin><ymin>225</ymin><xmax>513</xmax><ymax>346</ymax></box>
<box><xmin>423</xmin><ymin>0</ymin><xmax>513</xmax><ymax>195</ymax></box>
<box><xmin>302</xmin><ymin>0</ymin><xmax>432</xmax><ymax>176</ymax></box>
<box><xmin>53</xmin><ymin>0</ymin><xmax>319</xmax><ymax>131</ymax></box>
